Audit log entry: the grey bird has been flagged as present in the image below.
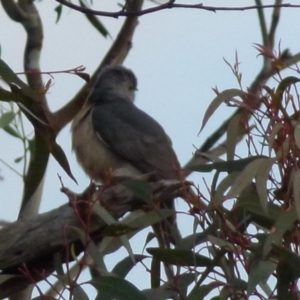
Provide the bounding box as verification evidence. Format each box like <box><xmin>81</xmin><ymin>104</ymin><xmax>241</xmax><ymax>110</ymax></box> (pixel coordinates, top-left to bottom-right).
<box><xmin>71</xmin><ymin>65</ymin><xmax>181</xmax><ymax>246</ymax></box>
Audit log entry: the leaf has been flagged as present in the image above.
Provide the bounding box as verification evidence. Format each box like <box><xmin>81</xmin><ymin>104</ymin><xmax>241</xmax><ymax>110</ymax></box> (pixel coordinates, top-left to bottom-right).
<box><xmin>98</xmin><ymin>210</ymin><xmax>174</xmax><ymax>256</ymax></box>
<box><xmin>0</xmin><ymin>274</ymin><xmax>16</xmax><ymax>285</ymax></box>
<box><xmin>147</xmin><ymin>248</ymin><xmax>214</xmax><ymax>267</ymax></box>
<box><xmin>3</xmin><ymin>125</ymin><xmax>21</xmax><ymax>138</ymax></box>
<box><xmin>226</xmin><ymin>114</ymin><xmax>240</xmax><ymax>161</ymax></box>
<box><xmin>124</xmin><ymin>180</ymin><xmax>153</xmax><ymax>201</ymax></box>
<box><xmin>14</xmin><ymin>156</ymin><xmax>23</xmax><ymax>163</ymax></box>
<box><xmin>273</xmin><ymin>245</ymin><xmax>300</xmax><ymax>279</ymax></box>
<box><xmin>187</xmin><ymin>283</ymin><xmax>216</xmax><ymax>300</ymax></box>
<box><xmin>112</xmin><ymin>255</ymin><xmax>147</xmax><ymax>278</ymax></box>
<box><xmin>176</xmin><ymin>273</ymin><xmax>197</xmax><ymax>296</ymax></box>
<box><xmin>255</xmin><ymin>157</ymin><xmax>276</xmax><ymax>213</ymax></box>
<box><xmin>293</xmin><ymin>169</ymin><xmax>300</xmax><ymax>219</ymax></box>
<box><xmin>50</xmin><ymin>141</ymin><xmax>77</xmax><ymax>184</ymax></box>
<box><xmin>247</xmin><ymin>260</ymin><xmax>276</xmax><ymax>295</ymax></box>
<box><xmin>54</xmin><ymin>4</ymin><xmax>63</xmax><ymax>23</ymax></box>
<box><xmin>93</xmin><ymin>204</ymin><xmax>135</xmax><ymax>263</ymax></box>
<box><xmin>294</xmin><ymin>124</ymin><xmax>300</xmax><ymax>150</ymax></box>
<box><xmin>73</xmin><ymin>285</ymin><xmax>89</xmax><ymax>300</ymax></box>
<box><xmin>0</xmin><ymin>88</ymin><xmax>16</xmax><ymax>101</ymax></box>
<box><xmin>101</xmin><ymin>223</ymin><xmax>137</xmax><ymax>237</ymax></box>
<box><xmin>263</xmin><ymin>208</ymin><xmax>297</xmax><ymax>257</ymax></box>
<box><xmin>142</xmin><ymin>289</ymin><xmax>177</xmax><ymax>300</ymax></box>
<box><xmin>75</xmin><ymin>72</ymin><xmax>90</xmax><ymax>83</ymax></box>
<box><xmin>274</xmin><ymin>76</ymin><xmax>300</xmax><ymax>107</ymax></box>
<box><xmin>93</xmin><ymin>204</ymin><xmax>118</xmax><ymax>225</ymax></box>
<box><xmin>79</xmin><ymin>0</ymin><xmax>110</xmax><ymax>38</ymax></box>
<box><xmin>268</xmin><ymin>123</ymin><xmax>282</xmax><ymax>156</ymax></box>
<box><xmin>86</xmin><ymin>239</ymin><xmax>107</xmax><ymax>271</ymax></box>
<box><xmin>0</xmin><ymin>111</ymin><xmax>14</xmax><ymax>128</ymax></box>
<box><xmin>92</xmin><ymin>276</ymin><xmax>146</xmax><ymax>300</ymax></box>
<box><xmin>199</xmin><ymin>88</ymin><xmax>245</xmax><ymax>133</ymax></box>
<box><xmin>225</xmin><ymin>158</ymin><xmax>268</xmax><ymax>200</ymax></box>
<box><xmin>0</xmin><ymin>59</ymin><xmax>38</xmax><ymax>101</ymax></box>
<box><xmin>187</xmin><ymin>156</ymin><xmax>267</xmax><ymax>173</ymax></box>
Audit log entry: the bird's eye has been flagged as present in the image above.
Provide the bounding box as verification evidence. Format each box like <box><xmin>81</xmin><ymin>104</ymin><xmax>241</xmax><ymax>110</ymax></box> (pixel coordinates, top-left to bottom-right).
<box><xmin>128</xmin><ymin>83</ymin><xmax>135</xmax><ymax>91</ymax></box>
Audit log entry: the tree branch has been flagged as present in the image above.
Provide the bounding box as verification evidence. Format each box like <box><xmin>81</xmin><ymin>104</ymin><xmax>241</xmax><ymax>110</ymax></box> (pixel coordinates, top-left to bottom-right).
<box><xmin>54</xmin><ymin>0</ymin><xmax>300</xmax><ymax>18</ymax></box>
<box><xmin>0</xmin><ymin>179</ymin><xmax>182</xmax><ymax>298</ymax></box>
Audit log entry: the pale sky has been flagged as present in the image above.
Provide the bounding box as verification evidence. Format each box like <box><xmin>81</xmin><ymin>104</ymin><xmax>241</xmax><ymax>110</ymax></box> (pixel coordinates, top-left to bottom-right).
<box><xmin>0</xmin><ymin>0</ymin><xmax>299</xmax><ymax>298</ymax></box>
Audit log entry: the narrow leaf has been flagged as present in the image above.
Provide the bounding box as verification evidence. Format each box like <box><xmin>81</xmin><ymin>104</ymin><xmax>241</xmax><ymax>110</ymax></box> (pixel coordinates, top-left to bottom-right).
<box><xmin>50</xmin><ymin>142</ymin><xmax>77</xmax><ymax>183</ymax></box>
<box><xmin>112</xmin><ymin>255</ymin><xmax>147</xmax><ymax>278</ymax></box>
<box><xmin>293</xmin><ymin>169</ymin><xmax>300</xmax><ymax>218</ymax></box>
<box><xmin>255</xmin><ymin>158</ymin><xmax>276</xmax><ymax>213</ymax></box>
<box><xmin>79</xmin><ymin>0</ymin><xmax>109</xmax><ymax>37</ymax></box>
<box><xmin>54</xmin><ymin>4</ymin><xmax>63</xmax><ymax>23</ymax></box>
<box><xmin>247</xmin><ymin>260</ymin><xmax>276</xmax><ymax>295</ymax></box>
<box><xmin>0</xmin><ymin>59</ymin><xmax>38</xmax><ymax>101</ymax></box>
<box><xmin>0</xmin><ymin>111</ymin><xmax>14</xmax><ymax>128</ymax></box>
<box><xmin>147</xmin><ymin>248</ymin><xmax>214</xmax><ymax>267</ymax></box>
<box><xmin>225</xmin><ymin>158</ymin><xmax>267</xmax><ymax>199</ymax></box>
<box><xmin>73</xmin><ymin>285</ymin><xmax>89</xmax><ymax>300</ymax></box>
<box><xmin>92</xmin><ymin>276</ymin><xmax>146</xmax><ymax>300</ymax></box>
<box><xmin>263</xmin><ymin>208</ymin><xmax>297</xmax><ymax>257</ymax></box>
<box><xmin>199</xmin><ymin>88</ymin><xmax>245</xmax><ymax>133</ymax></box>
<box><xmin>187</xmin><ymin>156</ymin><xmax>267</xmax><ymax>173</ymax></box>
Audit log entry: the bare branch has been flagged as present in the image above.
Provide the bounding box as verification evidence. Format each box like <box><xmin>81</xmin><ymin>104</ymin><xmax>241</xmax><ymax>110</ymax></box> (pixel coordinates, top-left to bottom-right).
<box><xmin>54</xmin><ymin>0</ymin><xmax>300</xmax><ymax>18</ymax></box>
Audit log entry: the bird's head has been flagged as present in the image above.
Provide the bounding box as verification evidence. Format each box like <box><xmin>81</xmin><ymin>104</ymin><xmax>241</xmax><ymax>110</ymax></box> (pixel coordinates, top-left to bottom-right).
<box><xmin>88</xmin><ymin>65</ymin><xmax>138</xmax><ymax>104</ymax></box>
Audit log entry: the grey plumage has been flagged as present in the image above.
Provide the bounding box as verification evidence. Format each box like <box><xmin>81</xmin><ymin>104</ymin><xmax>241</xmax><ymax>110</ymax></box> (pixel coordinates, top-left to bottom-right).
<box><xmin>72</xmin><ymin>65</ymin><xmax>180</xmax><ymax>181</ymax></box>
<box><xmin>72</xmin><ymin>65</ymin><xmax>181</xmax><ymax>245</ymax></box>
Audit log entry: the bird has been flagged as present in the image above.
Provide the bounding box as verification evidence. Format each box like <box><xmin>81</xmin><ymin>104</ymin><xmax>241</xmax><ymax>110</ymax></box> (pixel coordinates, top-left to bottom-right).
<box><xmin>71</xmin><ymin>65</ymin><xmax>181</xmax><ymax>246</ymax></box>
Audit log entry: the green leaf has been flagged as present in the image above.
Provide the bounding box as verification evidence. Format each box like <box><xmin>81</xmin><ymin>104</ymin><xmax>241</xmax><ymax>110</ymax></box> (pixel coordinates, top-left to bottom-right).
<box><xmin>263</xmin><ymin>208</ymin><xmax>297</xmax><ymax>257</ymax></box>
<box><xmin>50</xmin><ymin>141</ymin><xmax>77</xmax><ymax>184</ymax></box>
<box><xmin>187</xmin><ymin>156</ymin><xmax>267</xmax><ymax>173</ymax></box>
<box><xmin>86</xmin><ymin>240</ymin><xmax>107</xmax><ymax>271</ymax></box>
<box><xmin>226</xmin><ymin>114</ymin><xmax>240</xmax><ymax>161</ymax></box>
<box><xmin>247</xmin><ymin>260</ymin><xmax>276</xmax><ymax>295</ymax></box>
<box><xmin>101</xmin><ymin>223</ymin><xmax>136</xmax><ymax>237</ymax></box>
<box><xmin>142</xmin><ymin>289</ymin><xmax>177</xmax><ymax>300</ymax></box>
<box><xmin>225</xmin><ymin>157</ymin><xmax>268</xmax><ymax>199</ymax></box>
<box><xmin>199</xmin><ymin>88</ymin><xmax>245</xmax><ymax>133</ymax></box>
<box><xmin>255</xmin><ymin>158</ymin><xmax>276</xmax><ymax>213</ymax></box>
<box><xmin>79</xmin><ymin>0</ymin><xmax>109</xmax><ymax>38</ymax></box>
<box><xmin>112</xmin><ymin>255</ymin><xmax>147</xmax><ymax>278</ymax></box>
<box><xmin>0</xmin><ymin>59</ymin><xmax>38</xmax><ymax>101</ymax></box>
<box><xmin>93</xmin><ymin>205</ymin><xmax>135</xmax><ymax>264</ymax></box>
<box><xmin>273</xmin><ymin>245</ymin><xmax>300</xmax><ymax>279</ymax></box>
<box><xmin>73</xmin><ymin>285</ymin><xmax>89</xmax><ymax>300</ymax></box>
<box><xmin>188</xmin><ymin>283</ymin><xmax>216</xmax><ymax>300</ymax></box>
<box><xmin>92</xmin><ymin>204</ymin><xmax>117</xmax><ymax>225</ymax></box>
<box><xmin>3</xmin><ymin>125</ymin><xmax>21</xmax><ymax>138</ymax></box>
<box><xmin>0</xmin><ymin>111</ymin><xmax>14</xmax><ymax>128</ymax></box>
<box><xmin>92</xmin><ymin>276</ymin><xmax>146</xmax><ymax>300</ymax></box>
<box><xmin>54</xmin><ymin>4</ymin><xmax>63</xmax><ymax>23</ymax></box>
<box><xmin>275</xmin><ymin>76</ymin><xmax>300</xmax><ymax>106</ymax></box>
<box><xmin>0</xmin><ymin>88</ymin><xmax>16</xmax><ymax>101</ymax></box>
<box><xmin>147</xmin><ymin>248</ymin><xmax>214</xmax><ymax>267</ymax></box>
<box><xmin>14</xmin><ymin>156</ymin><xmax>23</xmax><ymax>163</ymax></box>
<box><xmin>293</xmin><ymin>169</ymin><xmax>300</xmax><ymax>219</ymax></box>
<box><xmin>124</xmin><ymin>180</ymin><xmax>153</xmax><ymax>201</ymax></box>
<box><xmin>176</xmin><ymin>273</ymin><xmax>197</xmax><ymax>297</ymax></box>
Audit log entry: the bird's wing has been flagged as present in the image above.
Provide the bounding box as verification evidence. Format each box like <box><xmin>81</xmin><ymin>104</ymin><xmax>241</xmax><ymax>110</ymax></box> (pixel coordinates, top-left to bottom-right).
<box><xmin>91</xmin><ymin>100</ymin><xmax>180</xmax><ymax>179</ymax></box>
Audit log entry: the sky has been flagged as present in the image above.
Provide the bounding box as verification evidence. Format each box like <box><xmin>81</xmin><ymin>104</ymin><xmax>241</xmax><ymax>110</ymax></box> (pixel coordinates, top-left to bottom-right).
<box><xmin>0</xmin><ymin>0</ymin><xmax>300</xmax><ymax>298</ymax></box>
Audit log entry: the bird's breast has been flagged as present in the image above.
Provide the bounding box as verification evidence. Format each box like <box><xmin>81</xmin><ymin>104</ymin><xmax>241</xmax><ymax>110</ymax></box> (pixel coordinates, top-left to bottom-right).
<box><xmin>71</xmin><ymin>111</ymin><xmax>141</xmax><ymax>182</ymax></box>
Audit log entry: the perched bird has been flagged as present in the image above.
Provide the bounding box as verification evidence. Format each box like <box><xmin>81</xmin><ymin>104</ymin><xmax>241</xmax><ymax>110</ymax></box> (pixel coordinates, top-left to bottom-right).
<box><xmin>71</xmin><ymin>65</ymin><xmax>181</xmax><ymax>246</ymax></box>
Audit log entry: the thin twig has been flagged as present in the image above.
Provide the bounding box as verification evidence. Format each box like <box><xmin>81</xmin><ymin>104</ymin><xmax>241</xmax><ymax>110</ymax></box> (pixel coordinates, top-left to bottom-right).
<box><xmin>54</xmin><ymin>0</ymin><xmax>300</xmax><ymax>18</ymax></box>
